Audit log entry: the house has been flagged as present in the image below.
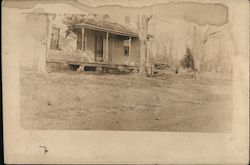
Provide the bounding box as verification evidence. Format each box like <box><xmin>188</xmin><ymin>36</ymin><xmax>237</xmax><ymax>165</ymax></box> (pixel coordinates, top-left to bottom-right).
<box><xmin>22</xmin><ymin>12</ymin><xmax>153</xmax><ymax>73</ymax></box>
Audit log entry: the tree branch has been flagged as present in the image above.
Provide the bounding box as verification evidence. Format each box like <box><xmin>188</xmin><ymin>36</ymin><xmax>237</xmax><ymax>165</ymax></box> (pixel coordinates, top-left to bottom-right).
<box><xmin>147</xmin><ymin>15</ymin><xmax>153</xmax><ymax>22</ymax></box>
<box><xmin>203</xmin><ymin>31</ymin><xmax>222</xmax><ymax>44</ymax></box>
<box><xmin>137</xmin><ymin>15</ymin><xmax>141</xmax><ymax>30</ymax></box>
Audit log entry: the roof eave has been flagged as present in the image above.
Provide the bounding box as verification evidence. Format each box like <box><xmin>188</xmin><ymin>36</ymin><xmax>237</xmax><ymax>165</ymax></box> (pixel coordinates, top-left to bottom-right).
<box><xmin>74</xmin><ymin>23</ymin><xmax>138</xmax><ymax>37</ymax></box>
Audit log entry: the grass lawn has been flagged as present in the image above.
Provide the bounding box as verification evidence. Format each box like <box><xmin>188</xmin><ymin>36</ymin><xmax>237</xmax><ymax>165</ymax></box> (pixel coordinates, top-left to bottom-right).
<box><xmin>20</xmin><ymin>69</ymin><xmax>233</xmax><ymax>132</ymax></box>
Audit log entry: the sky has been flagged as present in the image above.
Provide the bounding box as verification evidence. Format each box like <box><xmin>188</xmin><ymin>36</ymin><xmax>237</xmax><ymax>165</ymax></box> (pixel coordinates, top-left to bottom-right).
<box><xmin>4</xmin><ymin>0</ymin><xmax>228</xmax><ymax>26</ymax></box>
<box><xmin>78</xmin><ymin>0</ymin><xmax>229</xmax><ymax>26</ymax></box>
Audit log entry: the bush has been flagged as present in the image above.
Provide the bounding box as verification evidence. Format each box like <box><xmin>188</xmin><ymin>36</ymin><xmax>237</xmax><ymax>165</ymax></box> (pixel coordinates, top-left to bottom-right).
<box><xmin>181</xmin><ymin>48</ymin><xmax>195</xmax><ymax>70</ymax></box>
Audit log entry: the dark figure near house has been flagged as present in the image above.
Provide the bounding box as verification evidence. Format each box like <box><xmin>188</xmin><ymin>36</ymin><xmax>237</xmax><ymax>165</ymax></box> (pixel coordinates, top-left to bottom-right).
<box><xmin>175</xmin><ymin>67</ymin><xmax>179</xmax><ymax>74</ymax></box>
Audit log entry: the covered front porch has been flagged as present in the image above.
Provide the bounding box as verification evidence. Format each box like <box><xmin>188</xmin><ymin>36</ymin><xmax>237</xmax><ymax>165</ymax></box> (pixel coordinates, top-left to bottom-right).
<box><xmin>73</xmin><ymin>23</ymin><xmax>139</xmax><ymax>65</ymax></box>
<box><xmin>67</xmin><ymin>25</ymin><xmax>140</xmax><ymax>72</ymax></box>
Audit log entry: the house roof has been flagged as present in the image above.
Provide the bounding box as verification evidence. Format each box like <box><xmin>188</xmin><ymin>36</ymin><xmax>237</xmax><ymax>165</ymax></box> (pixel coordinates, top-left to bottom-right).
<box><xmin>74</xmin><ymin>18</ymin><xmax>139</xmax><ymax>37</ymax></box>
<box><xmin>22</xmin><ymin>12</ymin><xmax>153</xmax><ymax>38</ymax></box>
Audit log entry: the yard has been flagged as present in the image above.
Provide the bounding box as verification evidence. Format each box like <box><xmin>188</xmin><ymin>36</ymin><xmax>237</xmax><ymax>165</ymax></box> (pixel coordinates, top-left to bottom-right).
<box><xmin>20</xmin><ymin>69</ymin><xmax>233</xmax><ymax>132</ymax></box>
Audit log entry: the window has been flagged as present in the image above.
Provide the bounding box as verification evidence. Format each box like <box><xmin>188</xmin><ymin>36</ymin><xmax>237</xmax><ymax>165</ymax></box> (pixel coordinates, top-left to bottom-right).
<box><xmin>50</xmin><ymin>27</ymin><xmax>60</xmax><ymax>49</ymax></box>
<box><xmin>124</xmin><ymin>46</ymin><xmax>129</xmax><ymax>56</ymax></box>
<box><xmin>123</xmin><ymin>38</ymin><xmax>130</xmax><ymax>56</ymax></box>
<box><xmin>74</xmin><ymin>28</ymin><xmax>86</xmax><ymax>51</ymax></box>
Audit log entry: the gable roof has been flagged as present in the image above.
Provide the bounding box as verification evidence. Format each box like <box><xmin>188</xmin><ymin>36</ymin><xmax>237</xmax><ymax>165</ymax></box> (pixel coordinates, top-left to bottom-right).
<box><xmin>22</xmin><ymin>12</ymin><xmax>153</xmax><ymax>38</ymax></box>
<box><xmin>74</xmin><ymin>18</ymin><xmax>138</xmax><ymax>37</ymax></box>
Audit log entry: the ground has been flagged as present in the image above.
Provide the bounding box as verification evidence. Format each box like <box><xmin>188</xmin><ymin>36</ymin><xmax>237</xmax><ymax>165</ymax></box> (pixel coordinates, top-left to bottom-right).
<box><xmin>20</xmin><ymin>69</ymin><xmax>233</xmax><ymax>132</ymax></box>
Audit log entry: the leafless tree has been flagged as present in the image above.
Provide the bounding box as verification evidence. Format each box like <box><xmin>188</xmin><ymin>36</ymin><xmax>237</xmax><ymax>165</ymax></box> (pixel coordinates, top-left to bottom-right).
<box><xmin>137</xmin><ymin>14</ymin><xmax>153</xmax><ymax>76</ymax></box>
<box><xmin>190</xmin><ymin>23</ymin><xmax>226</xmax><ymax>79</ymax></box>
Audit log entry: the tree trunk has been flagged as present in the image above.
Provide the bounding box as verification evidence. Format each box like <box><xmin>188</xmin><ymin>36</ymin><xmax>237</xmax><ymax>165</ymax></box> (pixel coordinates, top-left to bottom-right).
<box><xmin>139</xmin><ymin>40</ymin><xmax>147</xmax><ymax>75</ymax></box>
<box><xmin>192</xmin><ymin>46</ymin><xmax>201</xmax><ymax>79</ymax></box>
<box><xmin>190</xmin><ymin>24</ymin><xmax>223</xmax><ymax>80</ymax></box>
<box><xmin>194</xmin><ymin>59</ymin><xmax>201</xmax><ymax>79</ymax></box>
<box><xmin>137</xmin><ymin>15</ymin><xmax>151</xmax><ymax>76</ymax></box>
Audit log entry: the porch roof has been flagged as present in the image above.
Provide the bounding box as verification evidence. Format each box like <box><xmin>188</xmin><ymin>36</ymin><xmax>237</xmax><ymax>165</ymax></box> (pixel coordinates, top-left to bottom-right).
<box><xmin>74</xmin><ymin>18</ymin><xmax>138</xmax><ymax>37</ymax></box>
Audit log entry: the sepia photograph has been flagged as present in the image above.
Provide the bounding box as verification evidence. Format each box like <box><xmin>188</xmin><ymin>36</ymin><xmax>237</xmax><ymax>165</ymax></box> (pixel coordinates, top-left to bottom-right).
<box><xmin>18</xmin><ymin>1</ymin><xmax>233</xmax><ymax>132</ymax></box>
<box><xmin>2</xmin><ymin>0</ymin><xmax>249</xmax><ymax>164</ymax></box>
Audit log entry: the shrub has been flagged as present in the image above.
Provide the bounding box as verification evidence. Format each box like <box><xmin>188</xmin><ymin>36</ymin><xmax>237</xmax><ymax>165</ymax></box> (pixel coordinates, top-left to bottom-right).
<box><xmin>181</xmin><ymin>48</ymin><xmax>195</xmax><ymax>70</ymax></box>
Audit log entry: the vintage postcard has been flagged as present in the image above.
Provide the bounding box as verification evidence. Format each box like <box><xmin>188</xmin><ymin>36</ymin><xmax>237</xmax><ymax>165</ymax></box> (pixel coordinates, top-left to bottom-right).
<box><xmin>2</xmin><ymin>0</ymin><xmax>249</xmax><ymax>164</ymax></box>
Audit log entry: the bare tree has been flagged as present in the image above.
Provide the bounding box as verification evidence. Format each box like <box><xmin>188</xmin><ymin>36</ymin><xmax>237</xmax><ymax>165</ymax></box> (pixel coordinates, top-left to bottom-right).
<box><xmin>190</xmin><ymin>24</ymin><xmax>225</xmax><ymax>79</ymax></box>
<box><xmin>137</xmin><ymin>15</ymin><xmax>152</xmax><ymax>76</ymax></box>
<box><xmin>165</xmin><ymin>37</ymin><xmax>173</xmax><ymax>66</ymax></box>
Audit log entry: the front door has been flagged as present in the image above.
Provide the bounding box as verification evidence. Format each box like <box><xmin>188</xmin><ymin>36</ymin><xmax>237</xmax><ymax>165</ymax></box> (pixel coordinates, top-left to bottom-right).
<box><xmin>108</xmin><ymin>35</ymin><xmax>114</xmax><ymax>63</ymax></box>
<box><xmin>95</xmin><ymin>33</ymin><xmax>104</xmax><ymax>62</ymax></box>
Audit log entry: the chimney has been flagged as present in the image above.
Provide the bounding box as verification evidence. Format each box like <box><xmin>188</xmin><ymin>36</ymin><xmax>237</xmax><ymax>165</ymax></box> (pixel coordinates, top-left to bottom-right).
<box><xmin>125</xmin><ymin>16</ymin><xmax>130</xmax><ymax>24</ymax></box>
<box><xmin>103</xmin><ymin>14</ymin><xmax>110</xmax><ymax>21</ymax></box>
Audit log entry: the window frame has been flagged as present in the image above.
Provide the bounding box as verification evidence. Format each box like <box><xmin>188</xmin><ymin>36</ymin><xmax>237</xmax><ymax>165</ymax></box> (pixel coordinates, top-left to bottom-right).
<box><xmin>75</xmin><ymin>28</ymin><xmax>86</xmax><ymax>51</ymax></box>
<box><xmin>50</xmin><ymin>27</ymin><xmax>61</xmax><ymax>50</ymax></box>
<box><xmin>123</xmin><ymin>46</ymin><xmax>129</xmax><ymax>56</ymax></box>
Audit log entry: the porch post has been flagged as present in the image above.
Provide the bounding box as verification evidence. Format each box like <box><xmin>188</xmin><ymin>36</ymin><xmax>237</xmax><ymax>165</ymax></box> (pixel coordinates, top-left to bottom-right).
<box><xmin>128</xmin><ymin>36</ymin><xmax>132</xmax><ymax>65</ymax></box>
<box><xmin>81</xmin><ymin>28</ymin><xmax>85</xmax><ymax>50</ymax></box>
<box><xmin>81</xmin><ymin>28</ymin><xmax>85</xmax><ymax>62</ymax></box>
<box><xmin>105</xmin><ymin>32</ymin><xmax>109</xmax><ymax>63</ymax></box>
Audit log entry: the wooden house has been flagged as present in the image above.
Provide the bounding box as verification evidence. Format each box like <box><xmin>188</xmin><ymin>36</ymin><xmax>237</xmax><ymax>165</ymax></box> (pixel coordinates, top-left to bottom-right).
<box><xmin>21</xmin><ymin>13</ymin><xmax>153</xmax><ymax>72</ymax></box>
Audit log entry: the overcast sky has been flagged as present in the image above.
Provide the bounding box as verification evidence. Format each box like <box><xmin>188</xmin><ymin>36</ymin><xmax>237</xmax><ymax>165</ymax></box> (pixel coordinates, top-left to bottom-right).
<box><xmin>4</xmin><ymin>0</ymin><xmax>228</xmax><ymax>26</ymax></box>
<box><xmin>77</xmin><ymin>0</ymin><xmax>228</xmax><ymax>26</ymax></box>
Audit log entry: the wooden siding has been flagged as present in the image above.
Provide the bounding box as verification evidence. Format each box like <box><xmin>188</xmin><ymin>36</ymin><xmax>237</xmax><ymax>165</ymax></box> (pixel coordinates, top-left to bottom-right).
<box><xmin>130</xmin><ymin>37</ymin><xmax>140</xmax><ymax>65</ymax></box>
<box><xmin>47</xmin><ymin>29</ymin><xmax>96</xmax><ymax>63</ymax></box>
<box><xmin>48</xmin><ymin>50</ymin><xmax>83</xmax><ymax>62</ymax></box>
<box><xmin>111</xmin><ymin>36</ymin><xmax>140</xmax><ymax>65</ymax></box>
